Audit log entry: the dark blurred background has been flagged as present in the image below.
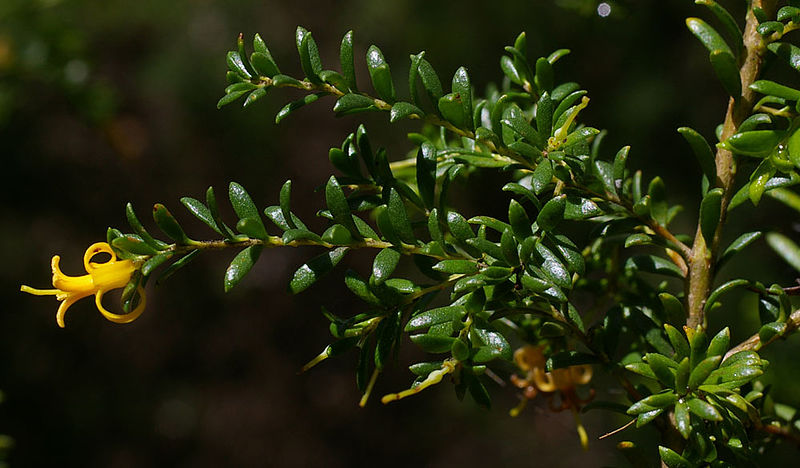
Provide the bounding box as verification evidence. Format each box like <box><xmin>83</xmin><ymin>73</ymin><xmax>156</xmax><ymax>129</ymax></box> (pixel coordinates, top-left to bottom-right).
<box><xmin>3</xmin><ymin>0</ymin><xmax>800</xmax><ymax>466</ymax></box>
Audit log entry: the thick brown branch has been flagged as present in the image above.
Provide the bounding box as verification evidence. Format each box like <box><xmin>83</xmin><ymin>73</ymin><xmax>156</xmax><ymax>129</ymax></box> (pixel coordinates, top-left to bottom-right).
<box><xmin>686</xmin><ymin>1</ymin><xmax>777</xmax><ymax>329</ymax></box>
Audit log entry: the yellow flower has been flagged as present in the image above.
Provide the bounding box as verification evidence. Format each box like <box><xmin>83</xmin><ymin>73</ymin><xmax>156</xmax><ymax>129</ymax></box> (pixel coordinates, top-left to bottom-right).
<box><xmin>20</xmin><ymin>242</ymin><xmax>146</xmax><ymax>328</ymax></box>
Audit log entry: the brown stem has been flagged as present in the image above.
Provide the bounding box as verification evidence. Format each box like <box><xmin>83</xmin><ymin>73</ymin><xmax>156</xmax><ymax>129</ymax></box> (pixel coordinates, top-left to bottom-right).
<box><xmin>726</xmin><ymin>309</ymin><xmax>800</xmax><ymax>358</ymax></box>
<box><xmin>686</xmin><ymin>0</ymin><xmax>778</xmax><ymax>329</ymax></box>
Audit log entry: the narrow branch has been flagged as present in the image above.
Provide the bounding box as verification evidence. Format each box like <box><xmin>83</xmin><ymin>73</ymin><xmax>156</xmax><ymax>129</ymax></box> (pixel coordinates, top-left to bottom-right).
<box><xmin>725</xmin><ymin>309</ymin><xmax>800</xmax><ymax>358</ymax></box>
<box><xmin>686</xmin><ymin>1</ymin><xmax>777</xmax><ymax>329</ymax></box>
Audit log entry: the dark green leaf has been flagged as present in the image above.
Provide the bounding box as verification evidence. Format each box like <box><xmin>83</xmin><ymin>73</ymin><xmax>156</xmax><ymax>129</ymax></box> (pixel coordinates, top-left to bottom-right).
<box><xmin>536</xmin><ymin>194</ymin><xmax>566</xmax><ymax>231</ymax></box>
<box><xmin>126</xmin><ymin>202</ymin><xmax>169</xmax><ymax>249</ymax></box>
<box><xmin>750</xmin><ymin>80</ymin><xmax>800</xmax><ymax>100</ymax></box>
<box><xmin>152</xmin><ymin>203</ymin><xmax>193</xmax><ymax>245</ymax></box>
<box><xmin>625</xmin><ymin>255</ymin><xmax>685</xmax><ymax>278</ymax></box>
<box><xmin>686</xmin><ymin>17</ymin><xmax>734</xmax><ymax>56</ymax></box>
<box><xmin>417</xmin><ymin>57</ymin><xmax>443</xmax><ymax>103</ymax></box>
<box><xmin>410</xmin><ymin>334</ymin><xmax>457</xmax><ymax>353</ymax></box>
<box><xmin>767</xmin><ymin>232</ymin><xmax>800</xmax><ymax>272</ymax></box>
<box><xmin>664</xmin><ymin>324</ymin><xmax>689</xmax><ymax>360</ymax></box>
<box><xmin>224</xmin><ymin>245</ymin><xmax>263</xmax><ymax>292</ymax></box>
<box><xmin>546</xmin><ymin>351</ymin><xmax>598</xmax><ymax>370</ymax></box>
<box><xmin>275</xmin><ymin>93</ymin><xmax>323</xmax><ymax>123</ymax></box>
<box><xmin>333</xmin><ymin>93</ymin><xmax>377</xmax><ymax>114</ymax></box>
<box><xmin>112</xmin><ymin>235</ymin><xmax>161</xmax><ymax>256</ymax></box>
<box><xmin>371</xmin><ymin>248</ymin><xmax>401</xmax><ymax>285</ymax></box>
<box><xmin>288</xmin><ymin>247</ymin><xmax>348</xmax><ymax>294</ymax></box>
<box><xmin>141</xmin><ymin>252</ymin><xmax>173</xmax><ymax>277</ymax></box>
<box><xmin>718</xmin><ymin>231</ymin><xmax>762</xmax><ymax>268</ymax></box>
<box><xmin>707</xmin><ymin>327</ymin><xmax>731</xmax><ymax>359</ymax></box>
<box><xmin>390</xmin><ymin>101</ymin><xmax>424</xmax><ymax>122</ymax></box>
<box><xmin>296</xmin><ymin>27</ymin><xmax>322</xmax><ymax>83</ymax></box>
<box><xmin>720</xmin><ymin>130</ymin><xmax>783</xmax><ymax>157</ymax></box>
<box><xmin>688</xmin><ymin>356</ymin><xmax>722</xmax><ymax>390</ymax></box>
<box><xmin>678</xmin><ymin>127</ymin><xmax>716</xmax><ymax>182</ymax></box>
<box><xmin>534</xmin><ymin>57</ymin><xmax>554</xmax><ymax>93</ymax></box>
<box><xmin>433</xmin><ymin>259</ymin><xmax>478</xmax><ymax>274</ymax></box>
<box><xmin>452</xmin><ymin>67</ymin><xmax>473</xmax><ymax>131</ymax></box>
<box><xmin>226</xmin><ymin>50</ymin><xmax>251</xmax><ymax>79</ymax></box>
<box><xmin>251</xmin><ymin>51</ymin><xmax>279</xmax><ymax>77</ymax></box>
<box><xmin>700</xmin><ymin>188</ymin><xmax>723</xmax><ymax>243</ymax></box>
<box><xmin>388</xmin><ymin>188</ymin><xmax>416</xmax><ymax>244</ymax></box>
<box><xmin>340</xmin><ymin>30</ymin><xmax>357</xmax><ymax>92</ymax></box>
<box><xmin>536</xmin><ymin>92</ymin><xmax>553</xmax><ymax>141</ymax></box>
<box><xmin>659</xmin><ymin>446</ymin><xmax>692</xmax><ymax>468</ymax></box>
<box><xmin>687</xmin><ymin>397</ymin><xmax>723</xmax><ymax>421</ymax></box>
<box><xmin>709</xmin><ymin>50</ymin><xmax>741</xmax><ymax>98</ymax></box>
<box><xmin>366</xmin><ymin>45</ymin><xmax>396</xmax><ymax>103</ymax></box>
<box><xmin>325</xmin><ymin>176</ymin><xmax>361</xmax><ymax>238</ymax></box>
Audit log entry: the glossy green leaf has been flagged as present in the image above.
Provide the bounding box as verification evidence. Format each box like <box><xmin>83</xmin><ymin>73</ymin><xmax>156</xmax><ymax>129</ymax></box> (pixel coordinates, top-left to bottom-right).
<box><xmin>646</xmin><ymin>352</ymin><xmax>677</xmax><ymax>387</ymax></box>
<box><xmin>687</xmin><ymin>397</ymin><xmax>722</xmax><ymax>421</ymax></box>
<box><xmin>321</xmin><ymin>224</ymin><xmax>353</xmax><ymax>245</ymax></box>
<box><xmin>250</xmin><ymin>52</ymin><xmax>279</xmax><ymax>77</ymax></box>
<box><xmin>674</xmin><ymin>400</ymin><xmax>691</xmax><ymax>440</ymax></box>
<box><xmin>546</xmin><ymin>351</ymin><xmax>598</xmax><ymax>371</ymax></box>
<box><xmin>288</xmin><ymin>247</ymin><xmax>348</xmax><ymax>294</ymax></box>
<box><xmin>452</xmin><ymin>67</ymin><xmax>473</xmax><ymax>131</ymax></box>
<box><xmin>707</xmin><ymin>327</ymin><xmax>730</xmax><ymax>359</ymax></box>
<box><xmin>659</xmin><ymin>292</ymin><xmax>685</xmax><ymax>326</ymax></box>
<box><xmin>340</xmin><ymin>30</ymin><xmax>357</xmax><ymax>92</ymax></box>
<box><xmin>152</xmin><ymin>203</ymin><xmax>193</xmax><ymax>244</ymax></box>
<box><xmin>768</xmin><ymin>42</ymin><xmax>800</xmax><ymax>73</ymax></box>
<box><xmin>627</xmin><ymin>391</ymin><xmax>679</xmax><ymax>415</ymax></box>
<box><xmin>751</xmin><ymin>80</ymin><xmax>800</xmax><ymax>101</ymax></box>
<box><xmin>536</xmin><ymin>92</ymin><xmax>554</xmax><ymax>142</ymax></box>
<box><xmin>536</xmin><ymin>194</ymin><xmax>566</xmax><ymax>231</ymax></box>
<box><xmin>625</xmin><ymin>362</ymin><xmax>657</xmax><ymax>379</ymax></box>
<box><xmin>749</xmin><ymin>159</ymin><xmax>777</xmax><ymax>205</ymax></box>
<box><xmin>718</xmin><ymin>231</ymin><xmax>761</xmax><ymax>268</ymax></box>
<box><xmin>333</xmin><ymin>93</ymin><xmax>377</xmax><ymax>114</ymax></box>
<box><xmin>388</xmin><ymin>188</ymin><xmax>416</xmax><ymax>244</ymax></box>
<box><xmin>206</xmin><ymin>186</ymin><xmax>236</xmax><ymax>239</ymax></box>
<box><xmin>224</xmin><ymin>245</ymin><xmax>263</xmax><ymax>292</ymax></box>
<box><xmin>325</xmin><ymin>176</ymin><xmax>361</xmax><ymax>238</ymax></box>
<box><xmin>410</xmin><ymin>334</ymin><xmax>457</xmax><ymax>353</ymax></box>
<box><xmin>688</xmin><ymin>355</ymin><xmax>722</xmax><ymax>390</ymax></box>
<box><xmin>389</xmin><ymin>101</ymin><xmax>424</xmax><ymax>122</ymax></box>
<box><xmin>226</xmin><ymin>50</ymin><xmax>251</xmax><ymax>79</ymax></box>
<box><xmin>647</xmin><ymin>176</ymin><xmax>668</xmax><ymax>226</ymax></box>
<box><xmin>366</xmin><ymin>45</ymin><xmax>396</xmax><ymax>103</ymax></box>
<box><xmin>699</xmin><ymin>188</ymin><xmax>723</xmax><ymax>243</ymax></box>
<box><xmin>155</xmin><ymin>250</ymin><xmax>199</xmax><ymax>285</ymax></box>
<box><xmin>664</xmin><ymin>324</ymin><xmax>690</xmax><ymax>361</ymax></box>
<box><xmin>626</xmin><ymin>255</ymin><xmax>684</xmax><ymax>278</ymax></box>
<box><xmin>276</xmin><ymin>93</ymin><xmax>323</xmax><ymax>123</ymax></box>
<box><xmin>535</xmin><ymin>242</ymin><xmax>571</xmax><ymax>289</ymax></box>
<box><xmin>126</xmin><ymin>203</ymin><xmax>169</xmax><ymax>249</ymax></box>
<box><xmin>417</xmin><ymin>57</ymin><xmax>443</xmax><ymax>103</ymax></box>
<box><xmin>296</xmin><ymin>27</ymin><xmax>322</xmax><ymax>83</ymax></box>
<box><xmin>472</xmin><ymin>327</ymin><xmax>512</xmax><ymax>362</ymax></box>
<box><xmin>371</xmin><ymin>248</ymin><xmax>401</xmax><ymax>286</ymax></box>
<box><xmin>282</xmin><ymin>228</ymin><xmax>322</xmax><ymax>244</ymax></box>
<box><xmin>112</xmin><ymin>235</ymin><xmax>161</xmax><ymax>256</ymax></box>
<box><xmin>678</xmin><ymin>127</ymin><xmax>716</xmax><ymax>182</ymax></box>
<box><xmin>695</xmin><ymin>1</ymin><xmax>743</xmax><ymax>52</ymax></box>
<box><xmin>709</xmin><ymin>49</ymin><xmax>741</xmax><ymax>98</ymax></box>
<box><xmin>375</xmin><ymin>310</ymin><xmax>401</xmax><ymax>370</ymax></box>
<box><xmin>508</xmin><ymin>199</ymin><xmax>533</xmax><ymax>239</ymax></box>
<box><xmin>686</xmin><ymin>17</ymin><xmax>734</xmax><ymax>56</ymax></box>
<box><xmin>534</xmin><ymin>57</ymin><xmax>554</xmax><ymax>93</ymax></box>
<box><xmin>659</xmin><ymin>446</ymin><xmax>691</xmax><ymax>468</ymax></box>
<box><xmin>437</xmin><ymin>93</ymin><xmax>468</xmax><ymax>128</ymax></box>
<box><xmin>141</xmin><ymin>251</ymin><xmax>172</xmax><ymax>277</ymax></box>
<box><xmin>721</xmin><ymin>130</ymin><xmax>783</xmax><ymax>157</ymax></box>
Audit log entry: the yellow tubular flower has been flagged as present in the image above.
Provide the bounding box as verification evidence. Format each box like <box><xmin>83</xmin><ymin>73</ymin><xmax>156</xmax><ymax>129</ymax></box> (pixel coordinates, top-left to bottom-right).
<box><xmin>20</xmin><ymin>242</ymin><xmax>145</xmax><ymax>328</ymax></box>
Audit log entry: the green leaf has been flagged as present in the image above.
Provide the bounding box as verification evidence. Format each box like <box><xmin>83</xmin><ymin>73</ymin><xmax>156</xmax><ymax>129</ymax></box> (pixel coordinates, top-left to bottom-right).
<box><xmin>536</xmin><ymin>194</ymin><xmax>566</xmax><ymax>231</ymax></box>
<box><xmin>335</xmin><ymin>94</ymin><xmax>377</xmax><ymax>116</ymax></box>
<box><xmin>718</xmin><ymin>232</ymin><xmax>762</xmax><ymax>268</ymax></box>
<box><xmin>371</xmin><ymin>248</ymin><xmax>401</xmax><ymax>285</ymax></box>
<box><xmin>686</xmin><ymin>17</ymin><xmax>734</xmax><ymax>56</ymax></box>
<box><xmin>415</xmin><ymin>142</ymin><xmax>437</xmax><ymax>209</ymax></box>
<box><xmin>759</xmin><ymin>321</ymin><xmax>786</xmax><ymax>343</ymax></box>
<box><xmin>112</xmin><ymin>235</ymin><xmax>161</xmax><ymax>256</ymax></box>
<box><xmin>296</xmin><ymin>27</ymin><xmax>322</xmax><ymax>83</ymax></box>
<box><xmin>674</xmin><ymin>400</ymin><xmax>691</xmax><ymax>440</ymax></box>
<box><xmin>375</xmin><ymin>310</ymin><xmax>401</xmax><ymax>370</ymax></box>
<box><xmin>229</xmin><ymin>182</ymin><xmax>267</xmax><ymax>235</ymax></box>
<box><xmin>141</xmin><ymin>251</ymin><xmax>172</xmax><ymax>277</ymax></box>
<box><xmin>766</xmin><ymin>232</ymin><xmax>800</xmax><ymax>272</ymax></box>
<box><xmin>340</xmin><ymin>30</ymin><xmax>357</xmax><ymax>92</ymax></box>
<box><xmin>705</xmin><ymin>279</ymin><xmax>749</xmax><ymax>314</ymax></box>
<box><xmin>749</xmin><ymin>159</ymin><xmax>777</xmax><ymax>205</ymax></box>
<box><xmin>155</xmin><ymin>250</ymin><xmax>199</xmax><ymax>285</ymax></box>
<box><xmin>508</xmin><ymin>199</ymin><xmax>533</xmax><ymax>239</ymax></box>
<box><xmin>288</xmin><ymin>247</ymin><xmax>348</xmax><ymax>294</ymax></box>
<box><xmin>126</xmin><ymin>203</ymin><xmax>169</xmax><ymax>249</ymax></box>
<box><xmin>721</xmin><ymin>130</ymin><xmax>783</xmax><ymax>157</ymax></box>
<box><xmin>625</xmin><ymin>362</ymin><xmax>657</xmax><ymax>379</ymax></box>
<box><xmin>253</xmin><ymin>33</ymin><xmax>279</xmax><ymax>70</ymax></box>
<box><xmin>472</xmin><ymin>326</ymin><xmax>512</xmax><ymax>362</ymax></box>
<box><xmin>321</xmin><ymin>224</ymin><xmax>353</xmax><ymax>245</ymax></box>
<box><xmin>707</xmin><ymin>327</ymin><xmax>730</xmax><ymax>358</ymax></box>
<box><xmin>276</xmin><ymin>93</ymin><xmax>323</xmax><ymax>123</ymax></box>
<box><xmin>626</xmin><ymin>255</ymin><xmax>685</xmax><ymax>278</ymax></box>
<box><xmin>664</xmin><ymin>324</ymin><xmax>690</xmax><ymax>361</ymax></box>
<box><xmin>410</xmin><ymin>334</ymin><xmax>457</xmax><ymax>353</ymax></box>
<box><xmin>768</xmin><ymin>42</ymin><xmax>800</xmax><ymax>72</ymax></box>
<box><xmin>535</xmin><ymin>243</ymin><xmax>572</xmax><ymax>289</ymax></box>
<box><xmin>282</xmin><ymin>228</ymin><xmax>322</xmax><ymax>244</ymax></box>
<box><xmin>688</xmin><ymin>356</ymin><xmax>722</xmax><ymax>390</ymax></box>
<box><xmin>437</xmin><ymin>93</ymin><xmax>468</xmax><ymax>128</ymax></box>
<box><xmin>451</xmin><ymin>67</ymin><xmax>473</xmax><ymax>131</ymax></box>
<box><xmin>226</xmin><ymin>51</ymin><xmax>251</xmax><ymax>79</ymax></box>
<box><xmin>388</xmin><ymin>188</ymin><xmax>416</xmax><ymax>244</ymax></box>
<box><xmin>646</xmin><ymin>353</ymin><xmax>677</xmax><ymax>388</ymax></box>
<box><xmin>648</xmin><ymin>176</ymin><xmax>668</xmax><ymax>226</ymax></box>
<box><xmin>700</xmin><ymin>188</ymin><xmax>723</xmax><ymax>243</ymax></box>
<box><xmin>325</xmin><ymin>176</ymin><xmax>361</xmax><ymax>238</ymax></box>
<box><xmin>224</xmin><ymin>245</ymin><xmax>264</xmax><ymax>292</ymax></box>
<box><xmin>433</xmin><ymin>259</ymin><xmax>478</xmax><ymax>274</ymax></box>
<box><xmin>366</xmin><ymin>45</ymin><xmax>396</xmax><ymax>103</ymax></box>
<box><xmin>250</xmin><ymin>52</ymin><xmax>279</xmax><ymax>77</ymax></box>
<box><xmin>390</xmin><ymin>101</ymin><xmax>424</xmax><ymax>122</ymax></box>
<box><xmin>659</xmin><ymin>446</ymin><xmax>692</xmax><ymax>468</ymax></box>
<box><xmin>206</xmin><ymin>186</ymin><xmax>236</xmax><ymax>239</ymax></box>
<box><xmin>709</xmin><ymin>49</ymin><xmax>741</xmax><ymax>97</ymax></box>
<box><xmin>152</xmin><ymin>203</ymin><xmax>193</xmax><ymax>245</ymax></box>
<box><xmin>687</xmin><ymin>397</ymin><xmax>723</xmax><ymax>421</ymax></box>
<box><xmin>750</xmin><ymin>80</ymin><xmax>800</xmax><ymax>101</ymax></box>
<box><xmin>536</xmin><ymin>92</ymin><xmax>554</xmax><ymax>142</ymax></box>
<box><xmin>627</xmin><ymin>391</ymin><xmax>679</xmax><ymax>414</ymax></box>
<box><xmin>678</xmin><ymin>127</ymin><xmax>716</xmax><ymax>182</ymax></box>
<box><xmin>534</xmin><ymin>57</ymin><xmax>554</xmax><ymax>93</ymax></box>
<box><xmin>417</xmin><ymin>57</ymin><xmax>443</xmax><ymax>103</ymax></box>
<box><xmin>695</xmin><ymin>1</ymin><xmax>743</xmax><ymax>53</ymax></box>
